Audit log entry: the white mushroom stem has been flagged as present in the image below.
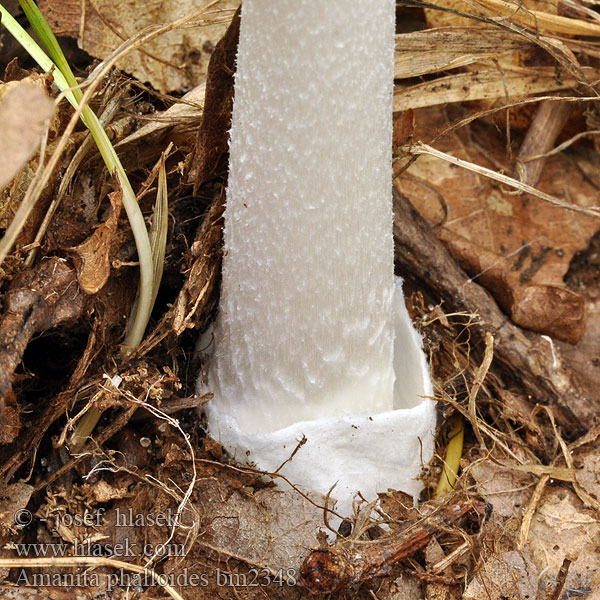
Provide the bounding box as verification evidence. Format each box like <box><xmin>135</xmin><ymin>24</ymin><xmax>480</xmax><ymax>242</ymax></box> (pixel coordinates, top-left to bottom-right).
<box><xmin>199</xmin><ymin>0</ymin><xmax>436</xmax><ymax>518</ymax></box>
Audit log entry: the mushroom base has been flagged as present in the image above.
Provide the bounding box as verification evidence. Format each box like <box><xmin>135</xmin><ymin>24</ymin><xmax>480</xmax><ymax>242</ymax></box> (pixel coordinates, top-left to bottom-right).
<box><xmin>204</xmin><ymin>398</ymin><xmax>436</xmax><ymax>519</ymax></box>
<box><xmin>200</xmin><ymin>278</ymin><xmax>436</xmax><ymax>519</ymax></box>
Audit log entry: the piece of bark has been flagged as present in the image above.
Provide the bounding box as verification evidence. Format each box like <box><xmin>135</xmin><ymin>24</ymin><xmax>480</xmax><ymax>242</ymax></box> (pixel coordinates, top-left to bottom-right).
<box><xmin>0</xmin><ymin>258</ymin><xmax>84</xmax><ymax>417</ymax></box>
<box><xmin>393</xmin><ymin>187</ymin><xmax>598</xmax><ymax>433</ymax></box>
<box><xmin>169</xmin><ymin>198</ymin><xmax>224</xmax><ymax>337</ymax></box>
<box><xmin>193</xmin><ymin>6</ymin><xmax>241</xmax><ymax>191</ymax></box>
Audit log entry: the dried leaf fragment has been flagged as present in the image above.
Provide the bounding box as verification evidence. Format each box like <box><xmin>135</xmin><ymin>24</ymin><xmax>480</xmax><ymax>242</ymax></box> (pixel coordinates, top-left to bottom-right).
<box><xmin>527</xmin><ymin>489</ymin><xmax>600</xmax><ymax>594</ymax></box>
<box><xmin>575</xmin><ymin>452</ymin><xmax>600</xmax><ymax>508</ymax></box>
<box><xmin>470</xmin><ymin>458</ymin><xmax>534</xmax><ymax>518</ymax></box>
<box><xmin>202</xmin><ymin>481</ymin><xmax>326</xmax><ymax>574</ymax></box>
<box><xmin>464</xmin><ymin>549</ymin><xmax>539</xmax><ymax>600</ymax></box>
<box><xmin>510</xmin><ymin>284</ymin><xmax>585</xmax><ymax>344</ymax></box>
<box><xmin>38</xmin><ymin>0</ymin><xmax>240</xmax><ymax>93</ymax></box>
<box><xmin>0</xmin><ymin>482</ymin><xmax>33</xmax><ymax>533</ymax></box>
<box><xmin>0</xmin><ymin>80</ymin><xmax>54</xmax><ymax>192</ymax></box>
<box><xmin>438</xmin><ymin>229</ymin><xmax>586</xmax><ymax>343</ymax></box>
<box><xmin>0</xmin><ymin>482</ymin><xmax>33</xmax><ymax>581</ymax></box>
<box><xmin>69</xmin><ymin>191</ymin><xmax>122</xmax><ymax>295</ymax></box>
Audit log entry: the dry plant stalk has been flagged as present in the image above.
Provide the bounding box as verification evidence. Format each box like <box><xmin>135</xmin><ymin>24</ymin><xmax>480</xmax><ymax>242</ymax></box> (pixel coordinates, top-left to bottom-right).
<box><xmin>513</xmin><ymin>99</ymin><xmax>574</xmax><ymax>188</ymax></box>
<box><xmin>395</xmin><ymin>66</ymin><xmax>600</xmax><ymax>111</ymax></box>
<box><xmin>467</xmin><ymin>331</ymin><xmax>494</xmax><ymax>450</ymax></box>
<box><xmin>411</xmin><ymin>143</ymin><xmax>600</xmax><ymax>219</ymax></box>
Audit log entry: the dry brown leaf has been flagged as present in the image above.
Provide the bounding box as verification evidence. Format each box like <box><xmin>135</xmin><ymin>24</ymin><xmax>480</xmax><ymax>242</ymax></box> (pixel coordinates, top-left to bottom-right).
<box><xmin>437</xmin><ymin>229</ymin><xmax>586</xmax><ymax>342</ymax></box>
<box><xmin>69</xmin><ymin>191</ymin><xmax>122</xmax><ymax>295</ymax></box>
<box><xmin>575</xmin><ymin>451</ymin><xmax>600</xmax><ymax>502</ymax></box>
<box><xmin>0</xmin><ymin>80</ymin><xmax>54</xmax><ymax>193</ymax></box>
<box><xmin>90</xmin><ymin>480</ymin><xmax>131</xmax><ymax>503</ymax></box>
<box><xmin>200</xmin><ymin>481</ymin><xmax>327</xmax><ymax>573</ymax></box>
<box><xmin>470</xmin><ymin>459</ymin><xmax>534</xmax><ymax>518</ymax></box>
<box><xmin>39</xmin><ymin>0</ymin><xmax>239</xmax><ymax>93</ymax></box>
<box><xmin>393</xmin><ymin>109</ymin><xmax>415</xmax><ymax>149</ymax></box>
<box><xmin>527</xmin><ymin>488</ymin><xmax>600</xmax><ymax>594</ymax></box>
<box><xmin>389</xmin><ymin>576</ymin><xmax>424</xmax><ymax>600</ymax></box>
<box><xmin>0</xmin><ymin>482</ymin><xmax>33</xmax><ymax>533</ymax></box>
<box><xmin>396</xmin><ymin>108</ymin><xmax>599</xmax><ymax>345</ymax></box>
<box><xmin>463</xmin><ymin>549</ymin><xmax>539</xmax><ymax>599</ymax></box>
<box><xmin>510</xmin><ymin>284</ymin><xmax>584</xmax><ymax>343</ymax></box>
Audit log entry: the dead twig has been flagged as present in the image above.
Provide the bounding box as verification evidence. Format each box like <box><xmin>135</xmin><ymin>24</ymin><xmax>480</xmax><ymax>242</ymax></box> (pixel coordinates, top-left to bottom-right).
<box><xmin>299</xmin><ymin>500</ymin><xmax>483</xmax><ymax>595</ymax></box>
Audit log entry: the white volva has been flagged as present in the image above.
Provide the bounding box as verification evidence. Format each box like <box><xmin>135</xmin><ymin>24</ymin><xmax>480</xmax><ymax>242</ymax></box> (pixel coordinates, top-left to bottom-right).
<box><xmin>200</xmin><ymin>0</ymin><xmax>436</xmax><ymax>517</ymax></box>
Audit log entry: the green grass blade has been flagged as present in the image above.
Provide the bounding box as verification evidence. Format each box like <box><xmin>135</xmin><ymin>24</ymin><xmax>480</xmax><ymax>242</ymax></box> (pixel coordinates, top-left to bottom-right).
<box><xmin>1</xmin><ymin>0</ymin><xmax>156</xmax><ymax>351</ymax></box>
<box><xmin>18</xmin><ymin>0</ymin><xmax>82</xmax><ymax>102</ymax></box>
<box><xmin>0</xmin><ymin>4</ymin><xmax>76</xmax><ymax>107</ymax></box>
